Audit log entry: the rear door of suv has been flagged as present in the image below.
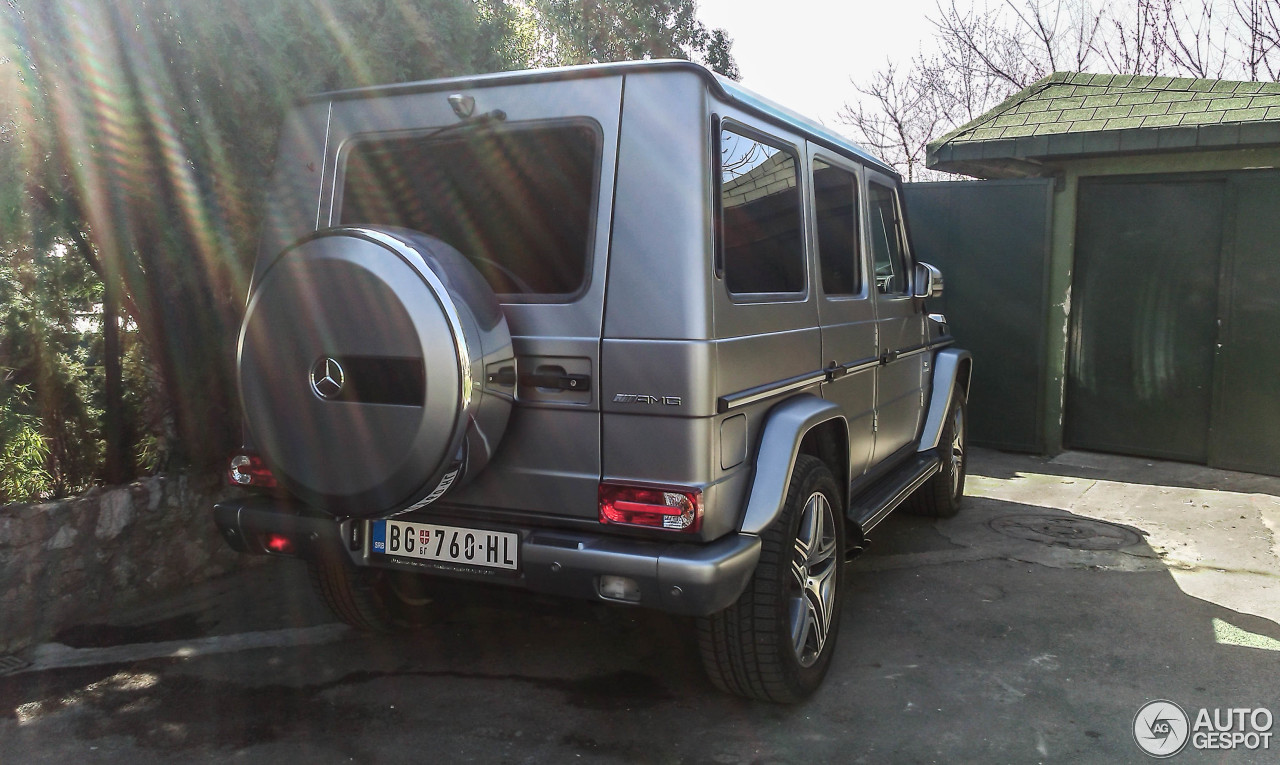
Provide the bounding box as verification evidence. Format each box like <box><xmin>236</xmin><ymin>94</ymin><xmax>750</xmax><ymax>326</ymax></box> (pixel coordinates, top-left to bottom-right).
<box><xmin>324</xmin><ymin>75</ymin><xmax>625</xmax><ymax>522</ymax></box>
<box><xmin>809</xmin><ymin>148</ymin><xmax>876</xmax><ymax>481</ymax></box>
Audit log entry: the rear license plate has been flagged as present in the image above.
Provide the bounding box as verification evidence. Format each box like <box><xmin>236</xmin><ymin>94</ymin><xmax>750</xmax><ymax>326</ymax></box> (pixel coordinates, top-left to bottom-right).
<box><xmin>371</xmin><ymin>520</ymin><xmax>519</xmax><ymax>571</ymax></box>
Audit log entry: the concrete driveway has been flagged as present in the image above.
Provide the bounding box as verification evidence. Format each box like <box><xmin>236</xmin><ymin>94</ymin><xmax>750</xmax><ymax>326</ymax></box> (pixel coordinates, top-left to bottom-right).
<box><xmin>2</xmin><ymin>448</ymin><xmax>1277</xmax><ymax>763</ymax></box>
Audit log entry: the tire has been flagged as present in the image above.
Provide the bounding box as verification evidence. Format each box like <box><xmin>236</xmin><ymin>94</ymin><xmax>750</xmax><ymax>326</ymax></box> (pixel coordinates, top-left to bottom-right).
<box><xmin>697</xmin><ymin>455</ymin><xmax>845</xmax><ymax>703</ymax></box>
<box><xmin>308</xmin><ymin>550</ymin><xmax>436</xmax><ymax>632</ymax></box>
<box><xmin>906</xmin><ymin>391</ymin><xmax>967</xmax><ymax>518</ymax></box>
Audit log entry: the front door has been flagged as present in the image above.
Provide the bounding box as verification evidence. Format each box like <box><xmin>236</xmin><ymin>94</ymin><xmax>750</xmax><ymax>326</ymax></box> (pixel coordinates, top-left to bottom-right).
<box><xmin>866</xmin><ymin>171</ymin><xmax>925</xmax><ymax>466</ymax></box>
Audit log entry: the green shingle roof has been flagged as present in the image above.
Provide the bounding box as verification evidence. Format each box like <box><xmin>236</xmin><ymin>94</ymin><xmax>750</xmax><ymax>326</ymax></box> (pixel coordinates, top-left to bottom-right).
<box><xmin>928</xmin><ymin>72</ymin><xmax>1280</xmax><ymax>177</ymax></box>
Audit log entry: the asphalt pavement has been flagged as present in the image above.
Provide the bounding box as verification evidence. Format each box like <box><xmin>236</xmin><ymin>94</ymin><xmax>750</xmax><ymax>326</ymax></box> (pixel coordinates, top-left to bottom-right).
<box><xmin>1</xmin><ymin>448</ymin><xmax>1278</xmax><ymax>764</ymax></box>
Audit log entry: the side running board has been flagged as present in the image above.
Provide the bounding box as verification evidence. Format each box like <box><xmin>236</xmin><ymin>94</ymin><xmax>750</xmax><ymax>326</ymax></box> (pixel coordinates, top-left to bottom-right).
<box><xmin>848</xmin><ymin>453</ymin><xmax>942</xmax><ymax>535</ymax></box>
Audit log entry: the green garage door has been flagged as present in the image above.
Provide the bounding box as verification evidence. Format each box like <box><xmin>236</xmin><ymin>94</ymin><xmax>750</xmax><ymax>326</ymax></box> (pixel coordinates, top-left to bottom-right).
<box><xmin>1070</xmin><ymin>173</ymin><xmax>1280</xmax><ymax>475</ymax></box>
<box><xmin>1068</xmin><ymin>180</ymin><xmax>1224</xmax><ymax>462</ymax></box>
<box><xmin>1211</xmin><ymin>173</ymin><xmax>1280</xmax><ymax>475</ymax></box>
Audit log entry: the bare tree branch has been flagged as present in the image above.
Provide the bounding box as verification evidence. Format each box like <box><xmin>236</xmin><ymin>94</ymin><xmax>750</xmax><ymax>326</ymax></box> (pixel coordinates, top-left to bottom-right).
<box><xmin>1160</xmin><ymin>0</ymin><xmax>1230</xmax><ymax>79</ymax></box>
<box><xmin>1232</xmin><ymin>0</ymin><xmax>1280</xmax><ymax>80</ymax></box>
<box><xmin>843</xmin><ymin>0</ymin><xmax>1280</xmax><ymax>181</ymax></box>
<box><xmin>839</xmin><ymin>62</ymin><xmax>946</xmax><ymax>182</ymax></box>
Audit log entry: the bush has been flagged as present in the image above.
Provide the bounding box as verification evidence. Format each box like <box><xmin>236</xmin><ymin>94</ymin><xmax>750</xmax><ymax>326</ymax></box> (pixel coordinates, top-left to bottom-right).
<box><xmin>0</xmin><ymin>385</ymin><xmax>52</xmax><ymax>503</ymax></box>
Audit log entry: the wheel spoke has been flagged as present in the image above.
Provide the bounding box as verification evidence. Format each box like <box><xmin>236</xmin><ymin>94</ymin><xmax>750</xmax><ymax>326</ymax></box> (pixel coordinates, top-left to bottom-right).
<box><xmin>803</xmin><ymin>590</ymin><xmax>826</xmax><ymax>656</ymax></box>
<box><xmin>802</xmin><ymin>496</ymin><xmax>822</xmax><ymax>546</ymax></box>
<box><xmin>805</xmin><ymin>495</ymin><xmax>829</xmax><ymax>565</ymax></box>
<box><xmin>794</xmin><ymin>535</ymin><xmax>810</xmax><ymax>567</ymax></box>
<box><xmin>812</xmin><ymin>521</ymin><xmax>837</xmax><ymax>563</ymax></box>
<box><xmin>790</xmin><ymin>595</ymin><xmax>813</xmax><ymax>656</ymax></box>
<box><xmin>951</xmin><ymin>407</ymin><xmax>965</xmax><ymax>494</ymax></box>
<box><xmin>808</xmin><ymin>558</ymin><xmax>836</xmax><ymax>628</ymax></box>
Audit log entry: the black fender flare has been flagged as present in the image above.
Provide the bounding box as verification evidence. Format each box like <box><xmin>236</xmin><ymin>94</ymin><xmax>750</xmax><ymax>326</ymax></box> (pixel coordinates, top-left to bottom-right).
<box><xmin>738</xmin><ymin>394</ymin><xmax>848</xmax><ymax>535</ymax></box>
<box><xmin>918</xmin><ymin>348</ymin><xmax>972</xmax><ymax>452</ymax></box>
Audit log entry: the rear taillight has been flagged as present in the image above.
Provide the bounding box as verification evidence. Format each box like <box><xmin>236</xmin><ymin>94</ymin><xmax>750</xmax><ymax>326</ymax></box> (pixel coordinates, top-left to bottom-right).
<box><xmin>599</xmin><ymin>484</ymin><xmax>702</xmax><ymax>533</ymax></box>
<box><xmin>228</xmin><ymin>452</ymin><xmax>278</xmax><ymax>489</ymax></box>
<box><xmin>264</xmin><ymin>533</ymin><xmax>295</xmax><ymax>555</ymax></box>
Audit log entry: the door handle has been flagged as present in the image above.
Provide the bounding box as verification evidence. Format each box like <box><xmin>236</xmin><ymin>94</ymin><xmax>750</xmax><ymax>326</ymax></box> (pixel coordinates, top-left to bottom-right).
<box><xmin>488</xmin><ymin>367</ymin><xmax>591</xmax><ymax>392</ymax></box>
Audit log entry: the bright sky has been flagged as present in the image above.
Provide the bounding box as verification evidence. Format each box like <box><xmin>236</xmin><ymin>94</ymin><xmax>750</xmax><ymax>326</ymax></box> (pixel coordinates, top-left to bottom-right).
<box><xmin>696</xmin><ymin>0</ymin><xmax>940</xmax><ymax>138</ymax></box>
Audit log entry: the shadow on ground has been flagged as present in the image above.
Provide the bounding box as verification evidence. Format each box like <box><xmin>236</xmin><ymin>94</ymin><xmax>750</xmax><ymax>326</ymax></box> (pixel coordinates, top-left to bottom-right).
<box><xmin>2</xmin><ymin>449</ymin><xmax>1278</xmax><ymax>763</ymax></box>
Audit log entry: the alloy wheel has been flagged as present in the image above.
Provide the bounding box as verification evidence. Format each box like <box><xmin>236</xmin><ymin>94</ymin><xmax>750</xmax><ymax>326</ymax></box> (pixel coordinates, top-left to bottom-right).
<box><xmin>950</xmin><ymin>406</ymin><xmax>966</xmax><ymax>497</ymax></box>
<box><xmin>789</xmin><ymin>491</ymin><xmax>839</xmax><ymax>668</ymax></box>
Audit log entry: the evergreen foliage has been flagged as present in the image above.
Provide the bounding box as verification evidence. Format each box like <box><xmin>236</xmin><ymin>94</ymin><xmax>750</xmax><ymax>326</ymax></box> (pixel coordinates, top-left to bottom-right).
<box><xmin>0</xmin><ymin>0</ymin><xmax>733</xmax><ymax>502</ymax></box>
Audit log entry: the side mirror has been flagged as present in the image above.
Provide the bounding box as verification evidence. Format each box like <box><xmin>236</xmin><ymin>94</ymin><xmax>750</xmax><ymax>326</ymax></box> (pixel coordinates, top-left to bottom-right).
<box><xmin>913</xmin><ymin>262</ymin><xmax>944</xmax><ymax>299</ymax></box>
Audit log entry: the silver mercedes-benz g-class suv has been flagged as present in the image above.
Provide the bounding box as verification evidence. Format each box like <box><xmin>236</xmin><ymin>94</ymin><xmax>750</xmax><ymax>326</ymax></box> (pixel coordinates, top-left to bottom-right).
<box><xmin>215</xmin><ymin>60</ymin><xmax>971</xmax><ymax>703</ymax></box>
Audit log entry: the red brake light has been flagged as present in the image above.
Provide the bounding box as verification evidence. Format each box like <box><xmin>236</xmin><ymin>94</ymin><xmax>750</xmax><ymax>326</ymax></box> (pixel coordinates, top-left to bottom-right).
<box><xmin>599</xmin><ymin>484</ymin><xmax>702</xmax><ymax>532</ymax></box>
<box><xmin>264</xmin><ymin>533</ymin><xmax>294</xmax><ymax>554</ymax></box>
<box><xmin>228</xmin><ymin>452</ymin><xmax>278</xmax><ymax>489</ymax></box>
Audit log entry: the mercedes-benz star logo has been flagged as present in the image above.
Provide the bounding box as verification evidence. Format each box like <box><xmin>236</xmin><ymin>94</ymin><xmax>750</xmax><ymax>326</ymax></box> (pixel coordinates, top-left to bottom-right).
<box><xmin>310</xmin><ymin>357</ymin><xmax>345</xmax><ymax>400</ymax></box>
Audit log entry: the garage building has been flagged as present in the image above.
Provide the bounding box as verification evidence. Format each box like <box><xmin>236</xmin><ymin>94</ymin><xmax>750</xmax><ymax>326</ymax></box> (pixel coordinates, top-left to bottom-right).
<box><xmin>906</xmin><ymin>72</ymin><xmax>1280</xmax><ymax>476</ymax></box>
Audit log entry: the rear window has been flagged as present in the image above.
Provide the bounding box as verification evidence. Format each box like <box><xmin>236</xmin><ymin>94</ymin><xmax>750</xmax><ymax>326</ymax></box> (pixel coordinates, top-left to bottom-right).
<box><xmin>340</xmin><ymin>122</ymin><xmax>600</xmax><ymax>298</ymax></box>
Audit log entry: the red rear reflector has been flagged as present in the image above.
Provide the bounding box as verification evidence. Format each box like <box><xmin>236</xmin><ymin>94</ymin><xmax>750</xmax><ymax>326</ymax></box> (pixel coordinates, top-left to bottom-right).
<box><xmin>228</xmin><ymin>452</ymin><xmax>278</xmax><ymax>489</ymax></box>
<box><xmin>599</xmin><ymin>484</ymin><xmax>702</xmax><ymax>532</ymax></box>
<box><xmin>264</xmin><ymin>534</ymin><xmax>294</xmax><ymax>554</ymax></box>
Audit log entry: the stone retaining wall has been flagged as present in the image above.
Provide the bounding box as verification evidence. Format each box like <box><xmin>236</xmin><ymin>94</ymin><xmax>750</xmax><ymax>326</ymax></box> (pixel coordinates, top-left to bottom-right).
<box><xmin>0</xmin><ymin>473</ymin><xmax>249</xmax><ymax>652</ymax></box>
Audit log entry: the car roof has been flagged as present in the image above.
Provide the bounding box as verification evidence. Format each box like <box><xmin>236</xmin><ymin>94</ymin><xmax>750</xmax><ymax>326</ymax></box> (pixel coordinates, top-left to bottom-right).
<box><xmin>307</xmin><ymin>59</ymin><xmax>898</xmax><ymax>179</ymax></box>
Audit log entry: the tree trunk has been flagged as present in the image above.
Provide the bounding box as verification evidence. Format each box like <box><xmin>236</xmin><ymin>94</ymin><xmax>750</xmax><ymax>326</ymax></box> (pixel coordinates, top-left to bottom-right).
<box><xmin>102</xmin><ymin>278</ymin><xmax>127</xmax><ymax>484</ymax></box>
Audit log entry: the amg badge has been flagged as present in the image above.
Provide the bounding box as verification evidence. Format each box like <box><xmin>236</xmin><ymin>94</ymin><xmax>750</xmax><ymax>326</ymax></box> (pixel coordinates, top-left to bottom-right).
<box><xmin>612</xmin><ymin>393</ymin><xmax>682</xmax><ymax>406</ymax></box>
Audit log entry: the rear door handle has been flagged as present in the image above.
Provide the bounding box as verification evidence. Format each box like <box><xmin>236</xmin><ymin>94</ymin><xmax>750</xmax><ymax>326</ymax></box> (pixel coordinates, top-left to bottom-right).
<box><xmin>524</xmin><ymin>371</ymin><xmax>591</xmax><ymax>391</ymax></box>
<box><xmin>488</xmin><ymin>367</ymin><xmax>591</xmax><ymax>392</ymax></box>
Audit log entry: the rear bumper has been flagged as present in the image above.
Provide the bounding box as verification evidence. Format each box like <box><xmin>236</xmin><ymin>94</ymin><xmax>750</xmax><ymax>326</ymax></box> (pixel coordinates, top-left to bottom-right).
<box><xmin>214</xmin><ymin>496</ymin><xmax>760</xmax><ymax>616</ymax></box>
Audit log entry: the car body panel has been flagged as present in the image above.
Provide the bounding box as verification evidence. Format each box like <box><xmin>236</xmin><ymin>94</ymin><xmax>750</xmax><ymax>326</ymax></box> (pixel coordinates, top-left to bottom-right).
<box><xmin>223</xmin><ymin>60</ymin><xmax>966</xmax><ymax>619</ymax></box>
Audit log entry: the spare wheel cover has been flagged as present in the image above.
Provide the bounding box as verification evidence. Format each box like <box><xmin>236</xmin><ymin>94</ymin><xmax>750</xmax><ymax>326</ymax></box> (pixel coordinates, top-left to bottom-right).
<box><xmin>238</xmin><ymin>228</ymin><xmax>500</xmax><ymax>516</ymax></box>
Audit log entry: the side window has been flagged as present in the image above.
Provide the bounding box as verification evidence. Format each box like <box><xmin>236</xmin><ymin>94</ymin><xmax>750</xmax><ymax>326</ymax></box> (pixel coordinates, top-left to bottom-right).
<box><xmin>812</xmin><ymin>159</ymin><xmax>860</xmax><ymax>296</ymax></box>
<box><xmin>868</xmin><ymin>182</ymin><xmax>909</xmax><ymax>295</ymax></box>
<box><xmin>718</xmin><ymin>127</ymin><xmax>804</xmax><ymax>295</ymax></box>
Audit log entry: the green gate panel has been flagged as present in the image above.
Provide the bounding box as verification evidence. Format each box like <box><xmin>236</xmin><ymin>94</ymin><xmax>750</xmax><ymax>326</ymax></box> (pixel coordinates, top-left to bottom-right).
<box><xmin>904</xmin><ymin>179</ymin><xmax>1053</xmax><ymax>452</ymax></box>
<box><xmin>1211</xmin><ymin>172</ymin><xmax>1280</xmax><ymax>476</ymax></box>
<box><xmin>1068</xmin><ymin>180</ymin><xmax>1224</xmax><ymax>463</ymax></box>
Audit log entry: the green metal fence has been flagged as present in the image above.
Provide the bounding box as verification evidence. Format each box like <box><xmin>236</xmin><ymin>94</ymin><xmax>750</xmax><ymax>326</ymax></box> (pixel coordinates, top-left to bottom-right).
<box><xmin>904</xmin><ymin>179</ymin><xmax>1054</xmax><ymax>453</ymax></box>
